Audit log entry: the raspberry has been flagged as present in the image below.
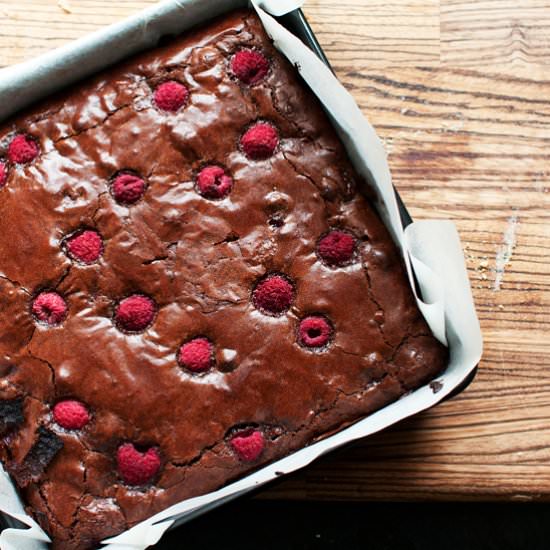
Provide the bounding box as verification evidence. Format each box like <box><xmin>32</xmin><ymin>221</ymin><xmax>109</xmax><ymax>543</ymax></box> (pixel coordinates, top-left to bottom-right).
<box><xmin>252</xmin><ymin>274</ymin><xmax>294</xmax><ymax>316</ymax></box>
<box><xmin>230</xmin><ymin>429</ymin><xmax>265</xmax><ymax>462</ymax></box>
<box><xmin>196</xmin><ymin>166</ymin><xmax>233</xmax><ymax>200</ymax></box>
<box><xmin>317</xmin><ymin>230</ymin><xmax>357</xmax><ymax>267</ymax></box>
<box><xmin>299</xmin><ymin>316</ymin><xmax>333</xmax><ymax>349</ymax></box>
<box><xmin>112</xmin><ymin>173</ymin><xmax>146</xmax><ymax>205</ymax></box>
<box><xmin>8</xmin><ymin>134</ymin><xmax>39</xmax><ymax>164</ymax></box>
<box><xmin>153</xmin><ymin>81</ymin><xmax>189</xmax><ymax>112</ymax></box>
<box><xmin>53</xmin><ymin>400</ymin><xmax>90</xmax><ymax>430</ymax></box>
<box><xmin>0</xmin><ymin>161</ymin><xmax>7</xmax><ymax>187</ymax></box>
<box><xmin>116</xmin><ymin>443</ymin><xmax>161</xmax><ymax>486</ymax></box>
<box><xmin>231</xmin><ymin>49</ymin><xmax>270</xmax><ymax>85</ymax></box>
<box><xmin>32</xmin><ymin>292</ymin><xmax>67</xmax><ymax>326</ymax></box>
<box><xmin>178</xmin><ymin>337</ymin><xmax>214</xmax><ymax>373</ymax></box>
<box><xmin>65</xmin><ymin>230</ymin><xmax>103</xmax><ymax>264</ymax></box>
<box><xmin>114</xmin><ymin>295</ymin><xmax>156</xmax><ymax>333</ymax></box>
<box><xmin>240</xmin><ymin>123</ymin><xmax>279</xmax><ymax>160</ymax></box>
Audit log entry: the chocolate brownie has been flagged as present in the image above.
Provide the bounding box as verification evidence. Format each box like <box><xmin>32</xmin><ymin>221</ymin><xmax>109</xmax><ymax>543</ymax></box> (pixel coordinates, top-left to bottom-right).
<box><xmin>0</xmin><ymin>10</ymin><xmax>447</xmax><ymax>549</ymax></box>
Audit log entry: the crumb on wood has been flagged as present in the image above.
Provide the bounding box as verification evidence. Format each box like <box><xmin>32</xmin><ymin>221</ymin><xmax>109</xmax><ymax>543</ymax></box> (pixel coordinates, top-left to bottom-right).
<box><xmin>381</xmin><ymin>136</ymin><xmax>394</xmax><ymax>155</ymax></box>
<box><xmin>471</xmin><ymin>254</ymin><xmax>491</xmax><ymax>281</ymax></box>
<box><xmin>58</xmin><ymin>0</ymin><xmax>72</xmax><ymax>13</ymax></box>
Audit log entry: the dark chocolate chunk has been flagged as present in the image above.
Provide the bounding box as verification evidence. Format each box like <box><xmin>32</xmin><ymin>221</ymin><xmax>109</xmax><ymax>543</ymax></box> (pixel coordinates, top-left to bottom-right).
<box><xmin>15</xmin><ymin>427</ymin><xmax>63</xmax><ymax>485</ymax></box>
<box><xmin>0</xmin><ymin>398</ymin><xmax>24</xmax><ymax>436</ymax></box>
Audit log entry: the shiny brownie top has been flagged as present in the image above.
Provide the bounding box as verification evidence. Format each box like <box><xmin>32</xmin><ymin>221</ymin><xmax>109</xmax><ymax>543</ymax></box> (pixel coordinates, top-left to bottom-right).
<box><xmin>0</xmin><ymin>10</ymin><xmax>446</xmax><ymax>549</ymax></box>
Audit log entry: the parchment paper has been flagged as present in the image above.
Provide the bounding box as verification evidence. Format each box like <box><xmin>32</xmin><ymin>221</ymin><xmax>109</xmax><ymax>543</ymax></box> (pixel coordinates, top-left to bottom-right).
<box><xmin>0</xmin><ymin>0</ymin><xmax>482</xmax><ymax>548</ymax></box>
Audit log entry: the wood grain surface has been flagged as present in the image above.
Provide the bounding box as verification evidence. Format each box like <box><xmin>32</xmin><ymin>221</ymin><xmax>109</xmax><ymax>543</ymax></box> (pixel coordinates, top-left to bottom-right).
<box><xmin>1</xmin><ymin>0</ymin><xmax>549</xmax><ymax>501</ymax></box>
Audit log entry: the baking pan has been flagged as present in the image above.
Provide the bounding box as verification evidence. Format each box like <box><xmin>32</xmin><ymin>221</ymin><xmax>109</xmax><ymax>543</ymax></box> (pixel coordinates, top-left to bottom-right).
<box><xmin>0</xmin><ymin>4</ymin><xmax>477</xmax><ymax>540</ymax></box>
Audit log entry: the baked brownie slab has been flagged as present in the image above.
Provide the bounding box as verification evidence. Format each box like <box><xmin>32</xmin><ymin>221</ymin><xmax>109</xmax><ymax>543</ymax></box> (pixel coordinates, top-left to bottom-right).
<box><xmin>0</xmin><ymin>10</ymin><xmax>447</xmax><ymax>549</ymax></box>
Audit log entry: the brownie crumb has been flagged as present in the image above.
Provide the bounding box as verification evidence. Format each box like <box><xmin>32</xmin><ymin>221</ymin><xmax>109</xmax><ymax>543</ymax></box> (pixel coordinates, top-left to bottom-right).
<box><xmin>430</xmin><ymin>380</ymin><xmax>444</xmax><ymax>394</ymax></box>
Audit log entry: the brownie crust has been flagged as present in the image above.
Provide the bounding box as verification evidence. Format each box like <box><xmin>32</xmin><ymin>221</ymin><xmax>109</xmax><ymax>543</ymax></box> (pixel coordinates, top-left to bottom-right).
<box><xmin>0</xmin><ymin>10</ymin><xmax>447</xmax><ymax>549</ymax></box>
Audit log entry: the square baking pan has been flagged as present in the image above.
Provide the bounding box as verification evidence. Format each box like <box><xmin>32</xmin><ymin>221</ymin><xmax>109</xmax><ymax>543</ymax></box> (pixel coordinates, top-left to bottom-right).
<box><xmin>0</xmin><ymin>3</ymin><xmax>477</xmax><ymax>541</ymax></box>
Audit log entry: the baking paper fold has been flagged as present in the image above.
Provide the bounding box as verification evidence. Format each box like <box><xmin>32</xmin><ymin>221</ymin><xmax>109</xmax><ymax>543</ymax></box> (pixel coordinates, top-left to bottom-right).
<box><xmin>0</xmin><ymin>0</ymin><xmax>482</xmax><ymax>548</ymax></box>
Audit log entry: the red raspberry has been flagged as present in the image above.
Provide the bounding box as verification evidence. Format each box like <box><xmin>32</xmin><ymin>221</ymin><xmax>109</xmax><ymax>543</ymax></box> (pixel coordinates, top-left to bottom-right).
<box><xmin>299</xmin><ymin>316</ymin><xmax>333</xmax><ymax>349</ymax></box>
<box><xmin>196</xmin><ymin>166</ymin><xmax>233</xmax><ymax>200</ymax></box>
<box><xmin>154</xmin><ymin>81</ymin><xmax>189</xmax><ymax>112</ymax></box>
<box><xmin>317</xmin><ymin>230</ymin><xmax>357</xmax><ymax>267</ymax></box>
<box><xmin>240</xmin><ymin>123</ymin><xmax>279</xmax><ymax>160</ymax></box>
<box><xmin>114</xmin><ymin>295</ymin><xmax>156</xmax><ymax>333</ymax></box>
<box><xmin>252</xmin><ymin>274</ymin><xmax>294</xmax><ymax>316</ymax></box>
<box><xmin>116</xmin><ymin>443</ymin><xmax>161</xmax><ymax>486</ymax></box>
<box><xmin>231</xmin><ymin>49</ymin><xmax>270</xmax><ymax>85</ymax></box>
<box><xmin>65</xmin><ymin>230</ymin><xmax>103</xmax><ymax>264</ymax></box>
<box><xmin>230</xmin><ymin>429</ymin><xmax>265</xmax><ymax>462</ymax></box>
<box><xmin>112</xmin><ymin>173</ymin><xmax>146</xmax><ymax>205</ymax></box>
<box><xmin>178</xmin><ymin>337</ymin><xmax>214</xmax><ymax>373</ymax></box>
<box><xmin>53</xmin><ymin>400</ymin><xmax>90</xmax><ymax>430</ymax></box>
<box><xmin>0</xmin><ymin>161</ymin><xmax>7</xmax><ymax>187</ymax></box>
<box><xmin>8</xmin><ymin>134</ymin><xmax>39</xmax><ymax>164</ymax></box>
<box><xmin>32</xmin><ymin>292</ymin><xmax>67</xmax><ymax>326</ymax></box>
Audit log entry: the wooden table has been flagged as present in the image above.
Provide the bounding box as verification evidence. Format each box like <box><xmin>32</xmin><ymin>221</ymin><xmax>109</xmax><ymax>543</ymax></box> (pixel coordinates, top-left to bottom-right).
<box><xmin>1</xmin><ymin>0</ymin><xmax>549</xmax><ymax>502</ymax></box>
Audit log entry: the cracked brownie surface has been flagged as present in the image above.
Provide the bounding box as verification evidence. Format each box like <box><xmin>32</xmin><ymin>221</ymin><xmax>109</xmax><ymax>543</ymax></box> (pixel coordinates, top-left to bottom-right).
<box><xmin>0</xmin><ymin>10</ymin><xmax>447</xmax><ymax>549</ymax></box>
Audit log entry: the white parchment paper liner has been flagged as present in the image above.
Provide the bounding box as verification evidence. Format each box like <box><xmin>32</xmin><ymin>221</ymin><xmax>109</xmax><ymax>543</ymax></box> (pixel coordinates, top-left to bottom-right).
<box><xmin>0</xmin><ymin>0</ymin><xmax>482</xmax><ymax>548</ymax></box>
